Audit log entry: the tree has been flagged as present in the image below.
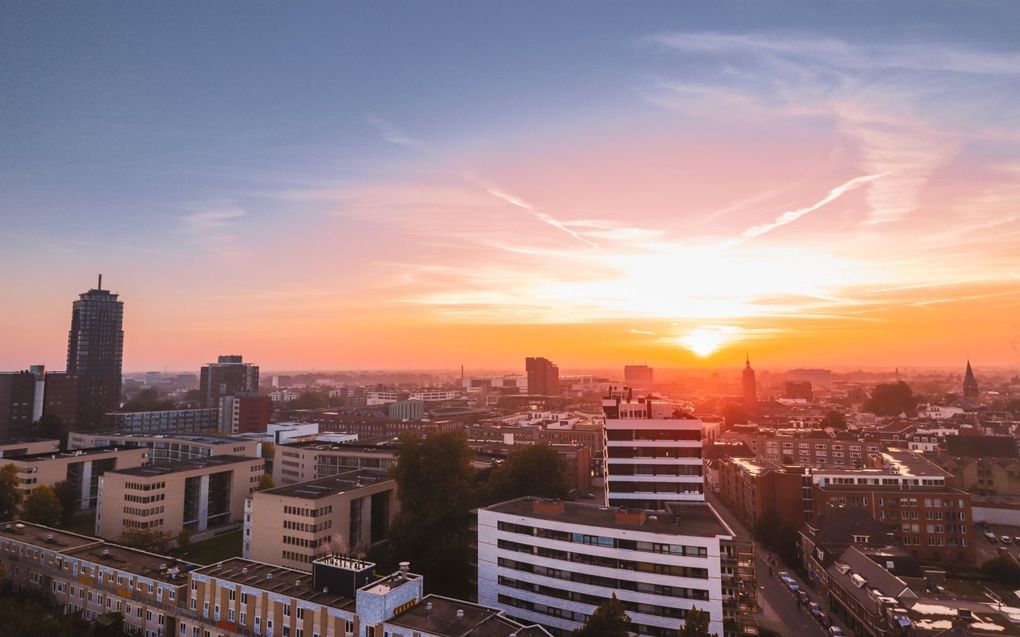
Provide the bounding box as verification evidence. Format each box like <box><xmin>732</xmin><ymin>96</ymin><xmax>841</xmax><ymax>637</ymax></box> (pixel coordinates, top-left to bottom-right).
<box><xmin>176</xmin><ymin>528</ymin><xmax>193</xmax><ymax>552</ymax></box>
<box><xmin>27</xmin><ymin>414</ymin><xmax>65</xmax><ymax>441</ymax></box>
<box><xmin>480</xmin><ymin>443</ymin><xmax>572</xmax><ymax>505</ymax></box>
<box><xmin>681</xmin><ymin>607</ymin><xmax>714</xmax><ymax>637</ymax></box>
<box><xmin>21</xmin><ymin>485</ymin><xmax>62</xmax><ymax>526</ymax></box>
<box><xmin>0</xmin><ymin>464</ymin><xmax>22</xmax><ymax>521</ymax></box>
<box><xmin>388</xmin><ymin>431</ymin><xmax>476</xmax><ymax>597</ymax></box>
<box><xmin>753</xmin><ymin>508</ymin><xmax>799</xmax><ymax>565</ymax></box>
<box><xmin>574</xmin><ymin>594</ymin><xmax>630</xmax><ymax>637</ymax></box>
<box><xmin>721</xmin><ymin>403</ymin><xmax>749</xmax><ymax>426</ymax></box>
<box><xmin>121</xmin><ymin>387</ymin><xmax>176</xmax><ymax>412</ymax></box>
<box><xmin>982</xmin><ymin>556</ymin><xmax>1020</xmax><ymax>588</ymax></box>
<box><xmin>257</xmin><ymin>474</ymin><xmax>275</xmax><ymax>491</ymax></box>
<box><xmin>288</xmin><ymin>392</ymin><xmax>328</xmax><ymax>410</ymax></box>
<box><xmin>820</xmin><ymin>410</ymin><xmax>847</xmax><ymax>429</ymax></box>
<box><xmin>864</xmin><ymin>381</ymin><xmax>917</xmax><ymax>416</ymax></box>
<box><xmin>121</xmin><ymin>528</ymin><xmax>174</xmax><ymax>554</ymax></box>
<box><xmin>52</xmin><ymin>480</ymin><xmax>79</xmax><ymax>525</ymax></box>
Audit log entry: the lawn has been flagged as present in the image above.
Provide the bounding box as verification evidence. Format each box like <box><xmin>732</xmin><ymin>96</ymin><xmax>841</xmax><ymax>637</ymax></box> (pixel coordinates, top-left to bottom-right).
<box><xmin>182</xmin><ymin>529</ymin><xmax>243</xmax><ymax>565</ymax></box>
<box><xmin>62</xmin><ymin>511</ymin><xmax>97</xmax><ymax>536</ymax></box>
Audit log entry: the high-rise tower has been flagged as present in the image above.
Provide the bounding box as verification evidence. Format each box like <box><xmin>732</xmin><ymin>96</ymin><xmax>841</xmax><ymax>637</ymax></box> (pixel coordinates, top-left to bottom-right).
<box><xmin>67</xmin><ymin>275</ymin><xmax>124</xmax><ymax>429</ymax></box>
<box><xmin>525</xmin><ymin>356</ymin><xmax>560</xmax><ymax>396</ymax></box>
<box><xmin>963</xmin><ymin>360</ymin><xmax>979</xmax><ymax>399</ymax></box>
<box><xmin>742</xmin><ymin>354</ymin><xmax>757</xmax><ymax>407</ymax></box>
<box><xmin>199</xmin><ymin>355</ymin><xmax>259</xmax><ymax>407</ymax></box>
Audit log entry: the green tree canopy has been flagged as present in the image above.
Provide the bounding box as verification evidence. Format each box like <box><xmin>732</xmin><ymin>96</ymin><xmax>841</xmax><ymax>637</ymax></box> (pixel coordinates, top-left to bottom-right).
<box><xmin>52</xmin><ymin>480</ymin><xmax>79</xmax><ymax>525</ymax></box>
<box><xmin>982</xmin><ymin>555</ymin><xmax>1020</xmax><ymax>588</ymax></box>
<box><xmin>480</xmin><ymin>443</ymin><xmax>572</xmax><ymax>505</ymax></box>
<box><xmin>864</xmin><ymin>381</ymin><xmax>917</xmax><ymax>416</ymax></box>
<box><xmin>0</xmin><ymin>464</ymin><xmax>22</xmax><ymax>521</ymax></box>
<box><xmin>820</xmin><ymin>410</ymin><xmax>847</xmax><ymax>429</ymax></box>
<box><xmin>574</xmin><ymin>594</ymin><xmax>630</xmax><ymax>637</ymax></box>
<box><xmin>388</xmin><ymin>431</ymin><xmax>476</xmax><ymax>597</ymax></box>
<box><xmin>257</xmin><ymin>474</ymin><xmax>275</xmax><ymax>491</ymax></box>
<box><xmin>21</xmin><ymin>485</ymin><xmax>62</xmax><ymax>527</ymax></box>
<box><xmin>121</xmin><ymin>528</ymin><xmax>174</xmax><ymax>554</ymax></box>
<box><xmin>121</xmin><ymin>387</ymin><xmax>176</xmax><ymax>412</ymax></box>
<box><xmin>288</xmin><ymin>392</ymin><xmax>329</xmax><ymax>410</ymax></box>
<box><xmin>680</xmin><ymin>607</ymin><xmax>714</xmax><ymax>637</ymax></box>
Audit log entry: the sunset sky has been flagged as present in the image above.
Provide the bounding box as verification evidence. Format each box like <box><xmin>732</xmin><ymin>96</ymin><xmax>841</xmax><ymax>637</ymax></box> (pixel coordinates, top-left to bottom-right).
<box><xmin>2</xmin><ymin>2</ymin><xmax>1019</xmax><ymax>372</ymax></box>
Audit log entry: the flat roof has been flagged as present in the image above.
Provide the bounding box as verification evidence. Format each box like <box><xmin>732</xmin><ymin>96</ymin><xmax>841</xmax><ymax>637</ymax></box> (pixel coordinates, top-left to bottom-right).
<box><xmin>0</xmin><ymin>521</ymin><xmax>101</xmax><ymax>551</ymax></box>
<box><xmin>0</xmin><ymin>521</ymin><xmax>197</xmax><ymax>584</ymax></box>
<box><xmin>64</xmin><ymin>542</ymin><xmax>197</xmax><ymax>584</ymax></box>
<box><xmin>74</xmin><ymin>431</ymin><xmax>253</xmax><ymax>444</ymax></box>
<box><xmin>282</xmin><ymin>441</ymin><xmax>397</xmax><ymax>452</ymax></box>
<box><xmin>389</xmin><ymin>595</ymin><xmax>526</xmax><ymax>637</ymax></box>
<box><xmin>485</xmin><ymin>497</ymin><xmax>732</xmax><ymax>538</ymax></box>
<box><xmin>195</xmin><ymin>558</ymin><xmax>356</xmax><ymax>609</ymax></box>
<box><xmin>10</xmin><ymin>445</ymin><xmax>144</xmax><ymax>462</ymax></box>
<box><xmin>109</xmin><ymin>454</ymin><xmax>261</xmax><ymax>477</ymax></box>
<box><xmin>262</xmin><ymin>469</ymin><xmax>394</xmax><ymax>499</ymax></box>
<box><xmin>0</xmin><ymin>437</ymin><xmax>60</xmax><ymax>446</ymax></box>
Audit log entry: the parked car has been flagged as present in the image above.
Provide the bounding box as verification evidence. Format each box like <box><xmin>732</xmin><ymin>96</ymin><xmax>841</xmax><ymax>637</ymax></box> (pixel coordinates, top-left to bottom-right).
<box><xmin>1002</xmin><ymin>535</ymin><xmax>1012</xmax><ymax>544</ymax></box>
<box><xmin>787</xmin><ymin>580</ymin><xmax>801</xmax><ymax>593</ymax></box>
<box><xmin>819</xmin><ymin>614</ymin><xmax>832</xmax><ymax>628</ymax></box>
<box><xmin>986</xmin><ymin>532</ymin><xmax>998</xmax><ymax>543</ymax></box>
<box><xmin>830</xmin><ymin>627</ymin><xmax>845</xmax><ymax>637</ymax></box>
<box><xmin>809</xmin><ymin>602</ymin><xmax>823</xmax><ymax>617</ymax></box>
<box><xmin>1013</xmin><ymin>536</ymin><xmax>1020</xmax><ymax>545</ymax></box>
<box><xmin>798</xmin><ymin>591</ymin><xmax>810</xmax><ymax>605</ymax></box>
<box><xmin>779</xmin><ymin>571</ymin><xmax>791</xmax><ymax>580</ymax></box>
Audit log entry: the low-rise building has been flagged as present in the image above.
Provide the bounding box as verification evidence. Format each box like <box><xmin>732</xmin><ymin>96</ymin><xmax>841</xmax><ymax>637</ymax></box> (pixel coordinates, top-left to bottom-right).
<box><xmin>96</xmin><ymin>455</ymin><xmax>264</xmax><ymax>540</ymax></box>
<box><xmin>0</xmin><ymin>437</ymin><xmax>61</xmax><ymax>458</ymax></box>
<box><xmin>5</xmin><ymin>445</ymin><xmax>149</xmax><ymax>508</ymax></box>
<box><xmin>105</xmin><ymin>408</ymin><xmax>220</xmax><ymax>435</ymax></box>
<box><xmin>244</xmin><ymin>468</ymin><xmax>398</xmax><ymax>570</ymax></box>
<box><xmin>0</xmin><ymin>520</ymin><xmax>550</xmax><ymax>637</ymax></box>
<box><xmin>69</xmin><ymin>431</ymin><xmax>260</xmax><ymax>463</ymax></box>
<box><xmin>218</xmin><ymin>393</ymin><xmax>272</xmax><ymax>434</ymax></box>
<box><xmin>478</xmin><ymin>496</ymin><xmax>756</xmax><ymax>637</ymax></box>
<box><xmin>274</xmin><ymin>441</ymin><xmax>397</xmax><ymax>485</ymax></box>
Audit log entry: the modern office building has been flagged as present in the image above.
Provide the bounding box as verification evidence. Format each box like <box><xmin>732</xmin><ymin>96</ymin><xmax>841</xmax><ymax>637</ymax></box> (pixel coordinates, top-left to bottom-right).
<box><xmin>105</xmin><ymin>408</ymin><xmax>220</xmax><ymax>434</ymax></box>
<box><xmin>243</xmin><ymin>468</ymin><xmax>398</xmax><ymax>570</ymax></box>
<box><xmin>0</xmin><ymin>437</ymin><xmax>60</xmax><ymax>458</ymax></box>
<box><xmin>525</xmin><ymin>357</ymin><xmax>560</xmax><ymax>396</ymax></box>
<box><xmin>218</xmin><ymin>393</ymin><xmax>272</xmax><ymax>434</ymax></box>
<box><xmin>199</xmin><ymin>355</ymin><xmax>259</xmax><ymax>408</ymax></box>
<box><xmin>5</xmin><ymin>446</ymin><xmax>149</xmax><ymax>508</ymax></box>
<box><xmin>0</xmin><ymin>370</ymin><xmax>37</xmax><ymax>440</ymax></box>
<box><xmin>602</xmin><ymin>395</ymin><xmax>706</xmax><ymax>509</ymax></box>
<box><xmin>478</xmin><ymin>496</ymin><xmax>755</xmax><ymax>637</ymax></box>
<box><xmin>274</xmin><ymin>441</ymin><xmax>398</xmax><ymax>485</ymax></box>
<box><xmin>95</xmin><ymin>455</ymin><xmax>264</xmax><ymax>540</ymax></box>
<box><xmin>42</xmin><ymin>371</ymin><xmax>79</xmax><ymax>429</ymax></box>
<box><xmin>623</xmin><ymin>365</ymin><xmax>654</xmax><ymax>394</ymax></box>
<box><xmin>68</xmin><ymin>432</ymin><xmax>259</xmax><ymax>464</ymax></box>
<box><xmin>67</xmin><ymin>276</ymin><xmax>124</xmax><ymax>430</ymax></box>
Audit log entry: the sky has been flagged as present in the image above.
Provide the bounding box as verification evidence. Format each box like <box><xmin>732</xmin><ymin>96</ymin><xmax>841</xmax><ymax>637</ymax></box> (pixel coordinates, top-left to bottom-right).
<box><xmin>2</xmin><ymin>1</ymin><xmax>1019</xmax><ymax>372</ymax></box>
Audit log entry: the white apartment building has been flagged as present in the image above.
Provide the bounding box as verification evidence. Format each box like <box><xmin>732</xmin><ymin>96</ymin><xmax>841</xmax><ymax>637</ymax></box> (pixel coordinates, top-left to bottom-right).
<box><xmin>603</xmin><ymin>396</ymin><xmax>706</xmax><ymax>509</ymax></box>
<box><xmin>478</xmin><ymin>497</ymin><xmax>752</xmax><ymax>637</ymax></box>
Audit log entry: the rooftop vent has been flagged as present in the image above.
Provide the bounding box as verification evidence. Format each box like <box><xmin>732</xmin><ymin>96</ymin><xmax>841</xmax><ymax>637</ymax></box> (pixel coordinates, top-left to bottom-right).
<box><xmin>456</xmin><ymin>609</ymin><xmax>465</xmax><ymax>620</ymax></box>
<box><xmin>102</xmin><ymin>549</ymin><xmax>111</xmax><ymax>557</ymax></box>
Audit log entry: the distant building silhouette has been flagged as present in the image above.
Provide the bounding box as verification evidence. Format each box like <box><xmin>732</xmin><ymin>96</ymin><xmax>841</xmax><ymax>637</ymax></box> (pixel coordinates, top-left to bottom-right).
<box><xmin>0</xmin><ymin>370</ymin><xmax>36</xmax><ymax>440</ymax></box>
<box><xmin>623</xmin><ymin>365</ymin><xmax>654</xmax><ymax>394</ymax></box>
<box><xmin>525</xmin><ymin>356</ymin><xmax>559</xmax><ymax>396</ymax></box>
<box><xmin>963</xmin><ymin>360</ymin><xmax>979</xmax><ymax>399</ymax></box>
<box><xmin>742</xmin><ymin>355</ymin><xmax>757</xmax><ymax>407</ymax></box>
<box><xmin>67</xmin><ymin>275</ymin><xmax>124</xmax><ymax>429</ymax></box>
<box><xmin>199</xmin><ymin>355</ymin><xmax>259</xmax><ymax>407</ymax></box>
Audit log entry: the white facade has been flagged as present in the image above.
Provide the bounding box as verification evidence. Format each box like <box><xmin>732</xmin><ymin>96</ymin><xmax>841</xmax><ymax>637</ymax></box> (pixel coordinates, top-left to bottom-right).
<box><xmin>603</xmin><ymin>397</ymin><xmax>705</xmax><ymax>509</ymax></box>
<box><xmin>478</xmin><ymin>498</ymin><xmax>729</xmax><ymax>637</ymax></box>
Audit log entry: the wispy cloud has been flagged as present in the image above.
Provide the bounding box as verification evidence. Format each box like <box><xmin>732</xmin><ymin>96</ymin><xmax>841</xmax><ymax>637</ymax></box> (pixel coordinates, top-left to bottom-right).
<box><xmin>484</xmin><ymin>187</ymin><xmax>599</xmax><ymax>247</ymax></box>
<box><xmin>179</xmin><ymin>208</ymin><xmax>247</xmax><ymax>236</ymax></box>
<box><xmin>742</xmin><ymin>174</ymin><xmax>883</xmax><ymax>238</ymax></box>
<box><xmin>366</xmin><ymin>114</ymin><xmax>423</xmax><ymax>149</ymax></box>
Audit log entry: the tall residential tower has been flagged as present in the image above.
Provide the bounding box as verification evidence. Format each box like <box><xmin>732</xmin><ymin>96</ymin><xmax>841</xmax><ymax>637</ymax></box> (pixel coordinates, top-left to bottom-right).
<box><xmin>67</xmin><ymin>276</ymin><xmax>124</xmax><ymax>430</ymax></box>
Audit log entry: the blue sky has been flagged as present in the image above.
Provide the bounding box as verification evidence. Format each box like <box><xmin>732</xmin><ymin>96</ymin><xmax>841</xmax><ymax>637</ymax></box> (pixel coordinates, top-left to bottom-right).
<box><xmin>2</xmin><ymin>1</ymin><xmax>1019</xmax><ymax>370</ymax></box>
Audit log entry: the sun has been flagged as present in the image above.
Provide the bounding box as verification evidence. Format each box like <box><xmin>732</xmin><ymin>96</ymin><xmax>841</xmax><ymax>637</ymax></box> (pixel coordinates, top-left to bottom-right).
<box><xmin>678</xmin><ymin>326</ymin><xmax>737</xmax><ymax>357</ymax></box>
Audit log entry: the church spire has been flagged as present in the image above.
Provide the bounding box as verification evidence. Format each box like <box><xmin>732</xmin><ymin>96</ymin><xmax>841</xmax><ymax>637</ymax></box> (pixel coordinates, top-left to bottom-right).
<box><xmin>963</xmin><ymin>359</ymin><xmax>979</xmax><ymax>399</ymax></box>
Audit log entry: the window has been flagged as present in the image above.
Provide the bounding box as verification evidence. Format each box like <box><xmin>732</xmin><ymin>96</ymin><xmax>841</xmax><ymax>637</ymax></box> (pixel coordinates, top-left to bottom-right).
<box><xmin>297</xmin><ymin>607</ymin><xmax>304</xmax><ymax>619</ymax></box>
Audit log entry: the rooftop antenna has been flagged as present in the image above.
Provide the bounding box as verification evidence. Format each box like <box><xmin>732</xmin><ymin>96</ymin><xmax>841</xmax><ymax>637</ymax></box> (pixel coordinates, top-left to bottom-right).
<box><xmin>97</xmin><ymin>273</ymin><xmax>103</xmax><ymax>290</ymax></box>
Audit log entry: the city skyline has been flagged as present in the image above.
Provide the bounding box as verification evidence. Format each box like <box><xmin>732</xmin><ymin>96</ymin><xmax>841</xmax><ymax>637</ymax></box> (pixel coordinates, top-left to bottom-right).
<box><xmin>3</xmin><ymin>3</ymin><xmax>1020</xmax><ymax>370</ymax></box>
